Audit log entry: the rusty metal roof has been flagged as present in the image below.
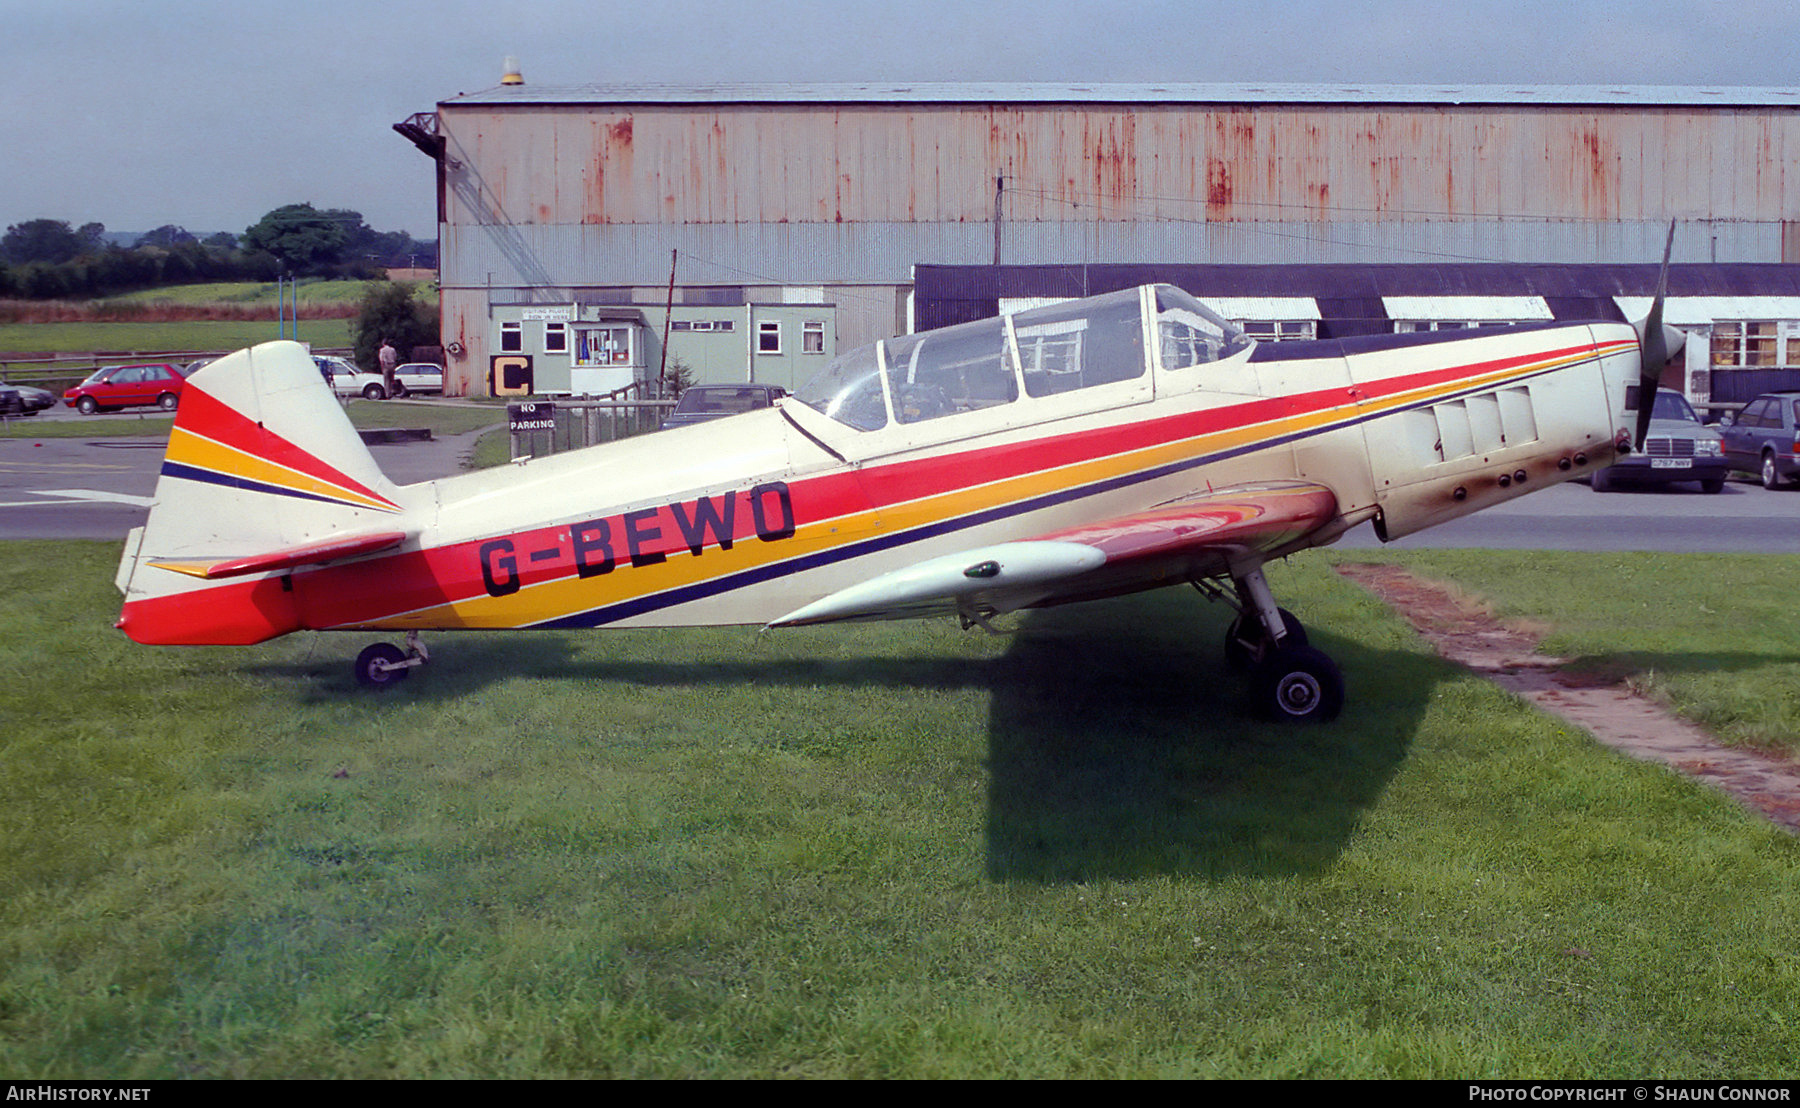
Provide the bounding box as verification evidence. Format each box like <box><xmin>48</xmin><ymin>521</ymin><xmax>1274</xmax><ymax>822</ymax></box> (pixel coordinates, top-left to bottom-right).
<box><xmin>441</xmin><ymin>82</ymin><xmax>1800</xmax><ymax>109</ymax></box>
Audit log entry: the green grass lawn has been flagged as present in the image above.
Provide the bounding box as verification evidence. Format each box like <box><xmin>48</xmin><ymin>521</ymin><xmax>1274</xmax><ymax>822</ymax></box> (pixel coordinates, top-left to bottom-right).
<box><xmin>97</xmin><ymin>279</ymin><xmax>428</xmax><ymax>309</ymax></box>
<box><xmin>3</xmin><ymin>544</ymin><xmax>1797</xmax><ymax>1077</ymax></box>
<box><xmin>1335</xmin><ymin>550</ymin><xmax>1800</xmax><ymax>760</ymax></box>
<box><xmin>0</xmin><ymin>319</ymin><xmax>354</xmax><ymax>360</ymax></box>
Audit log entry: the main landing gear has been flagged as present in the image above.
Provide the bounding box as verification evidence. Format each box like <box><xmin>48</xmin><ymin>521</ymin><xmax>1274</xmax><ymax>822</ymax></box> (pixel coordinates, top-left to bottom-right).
<box><xmin>1196</xmin><ymin>564</ymin><xmax>1345</xmax><ymax>724</ymax></box>
<box><xmin>353</xmin><ymin>631</ymin><xmax>430</xmax><ymax>687</ymax></box>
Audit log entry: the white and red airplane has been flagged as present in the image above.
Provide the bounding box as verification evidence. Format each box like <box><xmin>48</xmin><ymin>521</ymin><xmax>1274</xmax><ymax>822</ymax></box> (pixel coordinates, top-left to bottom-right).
<box><xmin>113</xmin><ymin>278</ymin><xmax>1682</xmax><ymax>722</ymax></box>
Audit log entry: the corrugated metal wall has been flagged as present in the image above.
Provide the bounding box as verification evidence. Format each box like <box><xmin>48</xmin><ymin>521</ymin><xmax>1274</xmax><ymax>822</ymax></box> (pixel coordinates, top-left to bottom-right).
<box><xmin>431</xmin><ymin>94</ymin><xmax>1800</xmax><ymax>387</ymax></box>
<box><xmin>436</xmin><ymin>100</ymin><xmax>1800</xmax><ymax>294</ymax></box>
<box><xmin>441</xmin><ymin>103</ymin><xmax>1799</xmax><ymax>227</ymax></box>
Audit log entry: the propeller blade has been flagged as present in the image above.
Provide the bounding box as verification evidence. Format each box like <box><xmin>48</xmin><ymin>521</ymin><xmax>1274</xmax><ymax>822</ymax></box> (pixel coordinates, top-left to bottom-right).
<box><xmin>1633</xmin><ymin>222</ymin><xmax>1679</xmax><ymax>449</ymax></box>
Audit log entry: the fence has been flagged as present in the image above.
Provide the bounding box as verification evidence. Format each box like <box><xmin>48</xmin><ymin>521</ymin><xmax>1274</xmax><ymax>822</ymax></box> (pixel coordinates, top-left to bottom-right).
<box><xmin>506</xmin><ymin>395</ymin><xmax>677</xmax><ymax>458</ymax></box>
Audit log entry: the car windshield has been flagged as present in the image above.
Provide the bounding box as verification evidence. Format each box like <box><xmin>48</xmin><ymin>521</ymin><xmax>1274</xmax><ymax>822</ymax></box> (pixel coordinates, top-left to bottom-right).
<box><xmin>1652</xmin><ymin>391</ymin><xmax>1699</xmax><ymax>423</ymax></box>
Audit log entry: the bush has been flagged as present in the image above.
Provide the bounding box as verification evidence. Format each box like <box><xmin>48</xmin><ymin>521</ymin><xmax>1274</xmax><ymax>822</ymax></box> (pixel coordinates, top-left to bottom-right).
<box><xmin>351</xmin><ymin>281</ymin><xmax>439</xmax><ymax>371</ymax></box>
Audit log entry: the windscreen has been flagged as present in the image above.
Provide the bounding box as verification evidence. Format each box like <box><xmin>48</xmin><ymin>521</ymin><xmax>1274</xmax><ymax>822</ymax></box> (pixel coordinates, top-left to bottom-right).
<box><xmin>1153</xmin><ymin>285</ymin><xmax>1253</xmax><ymax>369</ymax></box>
<box><xmin>794</xmin><ymin>343</ymin><xmax>888</xmax><ymax>430</ymax></box>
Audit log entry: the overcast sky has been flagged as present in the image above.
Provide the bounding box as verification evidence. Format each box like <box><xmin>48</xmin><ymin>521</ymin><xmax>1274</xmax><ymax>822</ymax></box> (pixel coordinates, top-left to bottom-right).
<box><xmin>3</xmin><ymin>0</ymin><xmax>1795</xmax><ymax>240</ymax></box>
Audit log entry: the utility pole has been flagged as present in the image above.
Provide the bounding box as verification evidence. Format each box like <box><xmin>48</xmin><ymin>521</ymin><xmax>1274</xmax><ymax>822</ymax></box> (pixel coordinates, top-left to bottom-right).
<box><xmin>992</xmin><ymin>175</ymin><xmax>1006</xmax><ymax>266</ymax></box>
<box><xmin>659</xmin><ymin>248</ymin><xmax>677</xmax><ymax>394</ymax></box>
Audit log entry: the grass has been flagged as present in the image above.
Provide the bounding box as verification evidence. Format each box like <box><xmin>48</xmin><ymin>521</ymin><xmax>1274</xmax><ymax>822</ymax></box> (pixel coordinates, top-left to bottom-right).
<box><xmin>1333</xmin><ymin>550</ymin><xmax>1800</xmax><ymax>760</ymax></box>
<box><xmin>0</xmin><ymin>319</ymin><xmax>354</xmax><ymax>361</ymax></box>
<box><xmin>3</xmin><ymin>543</ymin><xmax>1798</xmax><ymax>1077</ymax></box>
<box><xmin>98</xmin><ymin>280</ymin><xmax>428</xmax><ymax>310</ymax></box>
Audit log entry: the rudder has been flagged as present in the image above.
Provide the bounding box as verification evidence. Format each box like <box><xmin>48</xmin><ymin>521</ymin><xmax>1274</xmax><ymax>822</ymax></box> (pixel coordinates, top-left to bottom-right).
<box><xmin>116</xmin><ymin>342</ymin><xmax>414</xmax><ymax>644</ymax></box>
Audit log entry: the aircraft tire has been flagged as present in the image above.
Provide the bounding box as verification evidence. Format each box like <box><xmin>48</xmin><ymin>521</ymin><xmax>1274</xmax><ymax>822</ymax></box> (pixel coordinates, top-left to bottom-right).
<box><xmin>1224</xmin><ymin>608</ymin><xmax>1307</xmax><ymax>670</ymax></box>
<box><xmin>354</xmin><ymin>642</ymin><xmax>410</xmax><ymax>687</ymax></box>
<box><xmin>1254</xmin><ymin>645</ymin><xmax>1344</xmax><ymax>724</ymax></box>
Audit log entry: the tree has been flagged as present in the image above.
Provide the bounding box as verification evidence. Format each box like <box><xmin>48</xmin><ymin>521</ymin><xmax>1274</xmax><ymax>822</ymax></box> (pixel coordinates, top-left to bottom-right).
<box><xmin>135</xmin><ymin>225</ymin><xmax>196</xmax><ymax>249</ymax></box>
<box><xmin>241</xmin><ymin>203</ymin><xmax>357</xmax><ymax>274</ymax></box>
<box><xmin>2</xmin><ymin>219</ymin><xmax>87</xmax><ymax>265</ymax></box>
<box><xmin>351</xmin><ymin>281</ymin><xmax>439</xmax><ymax>370</ymax></box>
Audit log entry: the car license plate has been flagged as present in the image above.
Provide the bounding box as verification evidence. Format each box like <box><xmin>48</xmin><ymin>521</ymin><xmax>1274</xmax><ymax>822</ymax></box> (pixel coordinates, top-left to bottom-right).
<box><xmin>1650</xmin><ymin>458</ymin><xmax>1691</xmax><ymax>469</ymax></box>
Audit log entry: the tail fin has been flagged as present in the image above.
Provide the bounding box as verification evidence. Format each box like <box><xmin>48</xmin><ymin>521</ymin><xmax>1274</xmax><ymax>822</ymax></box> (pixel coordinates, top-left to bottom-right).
<box><xmin>116</xmin><ymin>341</ymin><xmax>415</xmax><ymax>644</ymax></box>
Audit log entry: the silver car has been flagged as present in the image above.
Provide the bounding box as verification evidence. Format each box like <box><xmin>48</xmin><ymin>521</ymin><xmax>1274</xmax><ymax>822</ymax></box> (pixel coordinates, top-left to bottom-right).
<box><xmin>1591</xmin><ymin>389</ymin><xmax>1728</xmax><ymax>493</ymax></box>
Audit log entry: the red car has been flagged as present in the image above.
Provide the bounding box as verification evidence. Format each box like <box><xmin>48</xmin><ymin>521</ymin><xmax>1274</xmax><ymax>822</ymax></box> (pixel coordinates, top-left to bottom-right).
<box><xmin>64</xmin><ymin>363</ymin><xmax>188</xmax><ymax>414</ymax></box>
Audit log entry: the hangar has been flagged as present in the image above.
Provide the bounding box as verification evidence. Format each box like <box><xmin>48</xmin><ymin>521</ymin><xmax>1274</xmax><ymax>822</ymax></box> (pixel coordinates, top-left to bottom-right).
<box><xmin>395</xmin><ymin>79</ymin><xmax>1800</xmax><ymax>403</ymax></box>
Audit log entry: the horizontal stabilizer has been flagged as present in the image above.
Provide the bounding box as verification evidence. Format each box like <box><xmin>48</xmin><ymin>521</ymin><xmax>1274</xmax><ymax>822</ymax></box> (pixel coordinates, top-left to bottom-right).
<box><xmin>149</xmin><ymin>529</ymin><xmax>410</xmax><ymax>580</ymax></box>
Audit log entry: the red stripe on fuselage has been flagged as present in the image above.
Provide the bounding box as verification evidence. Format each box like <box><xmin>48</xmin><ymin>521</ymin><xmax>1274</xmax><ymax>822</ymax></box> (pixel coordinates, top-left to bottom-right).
<box><xmin>139</xmin><ymin>336</ymin><xmax>1613</xmax><ymax>636</ymax></box>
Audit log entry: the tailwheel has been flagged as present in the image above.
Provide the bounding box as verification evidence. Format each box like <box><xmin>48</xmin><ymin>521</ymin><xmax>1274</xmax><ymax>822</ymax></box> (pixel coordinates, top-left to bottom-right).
<box><xmin>1254</xmin><ymin>645</ymin><xmax>1345</xmax><ymax>724</ymax></box>
<box><xmin>354</xmin><ymin>643</ymin><xmax>409</xmax><ymax>686</ymax></box>
<box><xmin>353</xmin><ymin>632</ymin><xmax>430</xmax><ymax>688</ymax></box>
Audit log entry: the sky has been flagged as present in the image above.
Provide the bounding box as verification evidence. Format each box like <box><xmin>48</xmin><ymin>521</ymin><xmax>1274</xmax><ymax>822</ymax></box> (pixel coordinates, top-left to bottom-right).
<box><xmin>3</xmin><ymin>0</ymin><xmax>1795</xmax><ymax>241</ymax></box>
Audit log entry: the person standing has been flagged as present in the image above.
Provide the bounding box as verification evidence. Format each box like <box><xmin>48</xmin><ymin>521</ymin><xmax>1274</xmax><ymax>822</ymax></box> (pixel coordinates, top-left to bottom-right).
<box><xmin>378</xmin><ymin>338</ymin><xmax>399</xmax><ymax>397</ymax></box>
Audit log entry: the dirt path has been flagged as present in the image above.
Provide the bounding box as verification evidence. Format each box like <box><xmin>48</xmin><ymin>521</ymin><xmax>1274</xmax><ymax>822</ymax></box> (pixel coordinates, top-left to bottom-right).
<box><xmin>1336</xmin><ymin>563</ymin><xmax>1800</xmax><ymax>833</ymax></box>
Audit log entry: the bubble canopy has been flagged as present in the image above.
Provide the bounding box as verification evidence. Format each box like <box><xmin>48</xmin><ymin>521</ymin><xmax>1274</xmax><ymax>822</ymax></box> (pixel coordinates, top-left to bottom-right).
<box><xmin>791</xmin><ymin>285</ymin><xmax>1250</xmax><ymax>431</ymax></box>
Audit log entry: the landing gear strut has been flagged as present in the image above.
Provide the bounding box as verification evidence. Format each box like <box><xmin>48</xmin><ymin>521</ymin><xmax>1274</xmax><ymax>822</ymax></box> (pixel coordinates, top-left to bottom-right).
<box><xmin>1197</xmin><ymin>564</ymin><xmax>1345</xmax><ymax>723</ymax></box>
<box><xmin>353</xmin><ymin>631</ymin><xmax>430</xmax><ymax>687</ymax></box>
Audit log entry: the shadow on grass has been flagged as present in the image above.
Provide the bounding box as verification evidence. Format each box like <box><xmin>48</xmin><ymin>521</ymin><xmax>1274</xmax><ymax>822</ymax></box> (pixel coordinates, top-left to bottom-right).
<box><xmin>980</xmin><ymin>594</ymin><xmax>1427</xmax><ymax>884</ymax></box>
<box><xmin>244</xmin><ymin>595</ymin><xmax>1443</xmax><ymax>884</ymax></box>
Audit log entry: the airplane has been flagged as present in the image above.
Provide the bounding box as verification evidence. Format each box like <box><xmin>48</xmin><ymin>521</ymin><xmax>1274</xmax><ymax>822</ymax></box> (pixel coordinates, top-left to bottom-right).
<box><xmin>112</xmin><ymin>263</ymin><xmax>1684</xmax><ymax>723</ymax></box>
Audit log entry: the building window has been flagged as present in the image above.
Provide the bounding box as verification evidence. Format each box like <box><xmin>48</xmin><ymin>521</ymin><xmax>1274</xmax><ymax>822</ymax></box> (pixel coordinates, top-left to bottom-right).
<box><xmin>500</xmin><ymin>321</ymin><xmax>522</xmax><ymax>352</ymax></box>
<box><xmin>803</xmin><ymin>320</ymin><xmax>826</xmax><ymax>354</ymax></box>
<box><xmin>544</xmin><ymin>322</ymin><xmax>567</xmax><ymax>353</ymax></box>
<box><xmin>1712</xmin><ymin>321</ymin><xmax>1784</xmax><ymax>368</ymax></box>
<box><xmin>574</xmin><ymin>325</ymin><xmax>634</xmax><ymax>367</ymax></box>
<box><xmin>1239</xmin><ymin>320</ymin><xmax>1316</xmax><ymax>342</ymax></box>
<box><xmin>758</xmin><ymin>320</ymin><xmax>782</xmax><ymax>354</ymax></box>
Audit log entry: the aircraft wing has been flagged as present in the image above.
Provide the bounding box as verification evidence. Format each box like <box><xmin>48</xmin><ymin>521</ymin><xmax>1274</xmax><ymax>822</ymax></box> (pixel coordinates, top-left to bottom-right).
<box><xmin>767</xmin><ymin>480</ymin><xmax>1339</xmax><ymax>627</ymax></box>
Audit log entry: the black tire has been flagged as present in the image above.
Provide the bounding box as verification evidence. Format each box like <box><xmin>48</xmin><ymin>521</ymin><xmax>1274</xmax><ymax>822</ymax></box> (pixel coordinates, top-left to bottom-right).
<box><xmin>1225</xmin><ymin>608</ymin><xmax>1307</xmax><ymax>670</ymax></box>
<box><xmin>362</xmin><ymin>383</ymin><xmax>387</xmax><ymax>401</ymax></box>
<box><xmin>1254</xmin><ymin>645</ymin><xmax>1345</xmax><ymax>724</ymax></box>
<box><xmin>76</xmin><ymin>396</ymin><xmax>98</xmax><ymax>415</ymax></box>
<box><xmin>354</xmin><ymin>642</ymin><xmax>410</xmax><ymax>687</ymax></box>
<box><xmin>157</xmin><ymin>392</ymin><xmax>178</xmax><ymax>411</ymax></box>
<box><xmin>1591</xmin><ymin>467</ymin><xmax>1615</xmax><ymax>492</ymax></box>
<box><xmin>1762</xmin><ymin>451</ymin><xmax>1784</xmax><ymax>490</ymax></box>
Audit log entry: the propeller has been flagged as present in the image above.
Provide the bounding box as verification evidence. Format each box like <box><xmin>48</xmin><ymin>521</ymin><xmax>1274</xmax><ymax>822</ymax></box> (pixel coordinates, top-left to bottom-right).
<box><xmin>1632</xmin><ymin>221</ymin><xmax>1687</xmax><ymax>450</ymax></box>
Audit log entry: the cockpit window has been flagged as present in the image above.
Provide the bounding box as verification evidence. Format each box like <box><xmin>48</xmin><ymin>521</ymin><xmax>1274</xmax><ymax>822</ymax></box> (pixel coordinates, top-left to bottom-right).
<box><xmin>882</xmin><ymin>318</ymin><xmax>1015</xmax><ymax>424</ymax></box>
<box><xmin>1153</xmin><ymin>285</ymin><xmax>1253</xmax><ymax>370</ymax></box>
<box><xmin>794</xmin><ymin>343</ymin><xmax>888</xmax><ymax>430</ymax></box>
<box><xmin>1011</xmin><ymin>289</ymin><xmax>1147</xmax><ymax>398</ymax></box>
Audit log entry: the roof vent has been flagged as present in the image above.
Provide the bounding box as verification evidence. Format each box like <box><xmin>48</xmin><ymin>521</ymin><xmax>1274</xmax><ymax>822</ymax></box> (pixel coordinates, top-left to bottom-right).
<box><xmin>501</xmin><ymin>56</ymin><xmax>523</xmax><ymax>86</ymax></box>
